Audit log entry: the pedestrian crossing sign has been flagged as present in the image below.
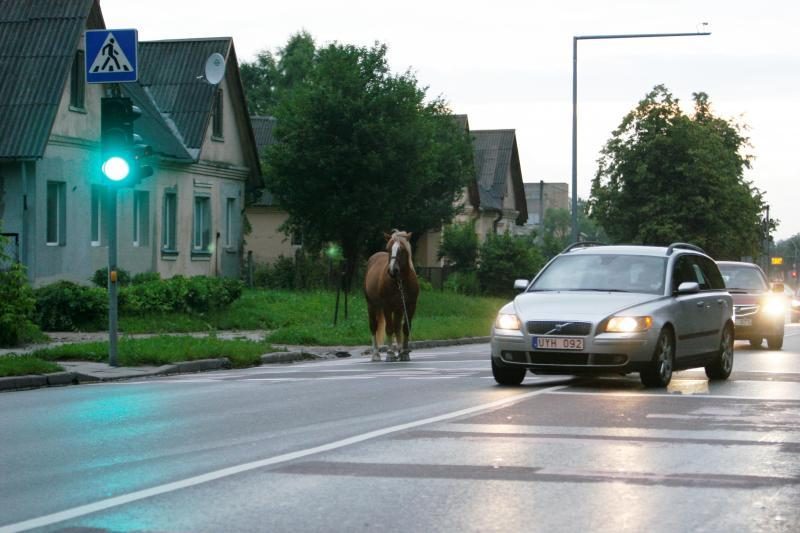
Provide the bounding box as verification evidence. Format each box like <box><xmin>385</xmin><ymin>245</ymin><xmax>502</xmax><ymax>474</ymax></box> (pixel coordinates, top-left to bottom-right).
<box><xmin>85</xmin><ymin>29</ymin><xmax>138</xmax><ymax>83</ymax></box>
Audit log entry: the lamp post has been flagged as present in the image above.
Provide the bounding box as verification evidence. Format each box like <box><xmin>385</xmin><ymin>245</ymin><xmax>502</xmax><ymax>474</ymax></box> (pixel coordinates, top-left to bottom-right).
<box><xmin>570</xmin><ymin>29</ymin><xmax>711</xmax><ymax>244</ymax></box>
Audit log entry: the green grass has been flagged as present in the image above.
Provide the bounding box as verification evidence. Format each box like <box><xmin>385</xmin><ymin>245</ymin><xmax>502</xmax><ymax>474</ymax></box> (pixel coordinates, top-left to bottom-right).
<box><xmin>118</xmin><ymin>288</ymin><xmax>507</xmax><ymax>346</ymax></box>
<box><xmin>0</xmin><ymin>289</ymin><xmax>508</xmax><ymax>378</ymax></box>
<box><xmin>0</xmin><ymin>355</ymin><xmax>63</xmax><ymax>377</ymax></box>
<box><xmin>29</xmin><ymin>335</ymin><xmax>280</xmax><ymax>369</ymax></box>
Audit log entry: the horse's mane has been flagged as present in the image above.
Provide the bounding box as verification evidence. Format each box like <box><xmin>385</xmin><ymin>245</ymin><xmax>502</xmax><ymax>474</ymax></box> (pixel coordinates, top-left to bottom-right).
<box><xmin>387</xmin><ymin>230</ymin><xmax>415</xmax><ymax>273</ymax></box>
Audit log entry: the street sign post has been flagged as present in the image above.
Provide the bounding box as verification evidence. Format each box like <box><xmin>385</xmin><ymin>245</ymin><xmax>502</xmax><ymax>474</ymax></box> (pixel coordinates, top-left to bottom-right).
<box><xmin>85</xmin><ymin>29</ymin><xmax>138</xmax><ymax>84</ymax></box>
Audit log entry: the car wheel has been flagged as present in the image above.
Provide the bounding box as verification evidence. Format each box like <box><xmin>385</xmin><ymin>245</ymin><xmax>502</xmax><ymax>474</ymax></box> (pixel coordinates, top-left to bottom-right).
<box><xmin>748</xmin><ymin>337</ymin><xmax>762</xmax><ymax>349</ymax></box>
<box><xmin>767</xmin><ymin>333</ymin><xmax>784</xmax><ymax>350</ymax></box>
<box><xmin>640</xmin><ymin>329</ymin><xmax>674</xmax><ymax>388</ymax></box>
<box><xmin>705</xmin><ymin>324</ymin><xmax>734</xmax><ymax>380</ymax></box>
<box><xmin>492</xmin><ymin>358</ymin><xmax>526</xmax><ymax>386</ymax></box>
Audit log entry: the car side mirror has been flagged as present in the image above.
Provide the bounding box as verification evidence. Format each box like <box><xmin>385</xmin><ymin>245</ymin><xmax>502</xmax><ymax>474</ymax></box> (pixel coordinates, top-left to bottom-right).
<box><xmin>513</xmin><ymin>279</ymin><xmax>529</xmax><ymax>292</ymax></box>
<box><xmin>771</xmin><ymin>282</ymin><xmax>784</xmax><ymax>293</ymax></box>
<box><xmin>677</xmin><ymin>281</ymin><xmax>700</xmax><ymax>294</ymax></box>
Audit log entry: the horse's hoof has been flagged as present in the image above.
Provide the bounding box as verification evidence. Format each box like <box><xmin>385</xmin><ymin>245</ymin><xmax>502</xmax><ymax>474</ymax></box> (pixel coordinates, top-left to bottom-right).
<box><xmin>371</xmin><ymin>353</ymin><xmax>382</xmax><ymax>362</ymax></box>
<box><xmin>399</xmin><ymin>351</ymin><xmax>410</xmax><ymax>362</ymax></box>
<box><xmin>385</xmin><ymin>352</ymin><xmax>399</xmax><ymax>362</ymax></box>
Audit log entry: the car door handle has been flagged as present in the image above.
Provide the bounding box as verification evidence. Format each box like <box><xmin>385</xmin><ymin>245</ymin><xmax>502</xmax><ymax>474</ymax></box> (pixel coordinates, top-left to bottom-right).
<box><xmin>717</xmin><ymin>299</ymin><xmax>725</xmax><ymax>305</ymax></box>
<box><xmin>696</xmin><ymin>301</ymin><xmax>705</xmax><ymax>307</ymax></box>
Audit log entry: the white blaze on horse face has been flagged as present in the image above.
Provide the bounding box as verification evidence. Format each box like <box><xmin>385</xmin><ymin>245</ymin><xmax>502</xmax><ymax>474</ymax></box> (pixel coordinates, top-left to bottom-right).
<box><xmin>389</xmin><ymin>241</ymin><xmax>400</xmax><ymax>276</ymax></box>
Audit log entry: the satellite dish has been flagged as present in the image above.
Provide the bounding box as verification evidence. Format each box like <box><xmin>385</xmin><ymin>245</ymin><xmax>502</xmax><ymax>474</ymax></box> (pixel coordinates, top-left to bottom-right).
<box><xmin>204</xmin><ymin>53</ymin><xmax>226</xmax><ymax>85</ymax></box>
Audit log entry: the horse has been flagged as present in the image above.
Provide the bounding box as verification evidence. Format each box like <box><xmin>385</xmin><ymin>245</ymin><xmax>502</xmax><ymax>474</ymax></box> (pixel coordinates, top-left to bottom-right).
<box><xmin>364</xmin><ymin>230</ymin><xmax>420</xmax><ymax>362</ymax></box>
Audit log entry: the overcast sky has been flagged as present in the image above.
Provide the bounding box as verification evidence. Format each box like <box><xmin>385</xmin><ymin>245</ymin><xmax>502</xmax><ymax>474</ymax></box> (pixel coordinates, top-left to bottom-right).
<box><xmin>101</xmin><ymin>0</ymin><xmax>800</xmax><ymax>242</ymax></box>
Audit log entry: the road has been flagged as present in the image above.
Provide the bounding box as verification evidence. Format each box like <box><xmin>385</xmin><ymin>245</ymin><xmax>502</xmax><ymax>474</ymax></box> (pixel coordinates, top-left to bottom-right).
<box><xmin>1</xmin><ymin>324</ymin><xmax>799</xmax><ymax>532</ymax></box>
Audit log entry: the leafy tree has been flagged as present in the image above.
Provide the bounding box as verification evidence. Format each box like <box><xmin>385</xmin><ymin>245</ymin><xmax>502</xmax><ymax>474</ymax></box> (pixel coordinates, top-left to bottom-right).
<box><xmin>589</xmin><ymin>85</ymin><xmax>765</xmax><ymax>259</ymax></box>
<box><xmin>239</xmin><ymin>31</ymin><xmax>316</xmax><ymax>116</ymax></box>
<box><xmin>266</xmin><ymin>41</ymin><xmax>474</xmax><ymax>288</ymax></box>
<box><xmin>438</xmin><ymin>220</ymin><xmax>478</xmax><ymax>271</ymax></box>
<box><xmin>540</xmin><ymin>200</ymin><xmax>607</xmax><ymax>259</ymax></box>
<box><xmin>477</xmin><ymin>232</ymin><xmax>545</xmax><ymax>296</ymax></box>
<box><xmin>0</xmin><ymin>228</ymin><xmax>40</xmax><ymax>346</ymax></box>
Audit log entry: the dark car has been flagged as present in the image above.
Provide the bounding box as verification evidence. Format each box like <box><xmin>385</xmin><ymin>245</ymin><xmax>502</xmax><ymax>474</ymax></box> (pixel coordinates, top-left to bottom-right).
<box><xmin>717</xmin><ymin>261</ymin><xmax>786</xmax><ymax>349</ymax></box>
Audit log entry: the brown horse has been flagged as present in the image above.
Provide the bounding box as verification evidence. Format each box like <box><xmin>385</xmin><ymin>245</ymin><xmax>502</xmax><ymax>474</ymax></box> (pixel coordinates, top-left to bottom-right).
<box><xmin>364</xmin><ymin>230</ymin><xmax>420</xmax><ymax>361</ymax></box>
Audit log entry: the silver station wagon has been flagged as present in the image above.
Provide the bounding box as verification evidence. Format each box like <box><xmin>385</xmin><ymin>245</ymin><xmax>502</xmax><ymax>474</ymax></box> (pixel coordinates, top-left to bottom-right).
<box><xmin>490</xmin><ymin>243</ymin><xmax>734</xmax><ymax>388</ymax></box>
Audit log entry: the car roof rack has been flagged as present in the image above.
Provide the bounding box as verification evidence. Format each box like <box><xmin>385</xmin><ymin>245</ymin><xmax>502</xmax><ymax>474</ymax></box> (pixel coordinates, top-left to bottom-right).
<box><xmin>666</xmin><ymin>242</ymin><xmax>706</xmax><ymax>255</ymax></box>
<box><xmin>560</xmin><ymin>241</ymin><xmax>607</xmax><ymax>254</ymax></box>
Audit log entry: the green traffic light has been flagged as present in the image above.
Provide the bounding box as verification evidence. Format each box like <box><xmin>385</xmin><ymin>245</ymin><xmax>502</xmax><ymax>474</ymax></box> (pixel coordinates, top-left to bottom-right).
<box><xmin>102</xmin><ymin>156</ymin><xmax>130</xmax><ymax>181</ymax></box>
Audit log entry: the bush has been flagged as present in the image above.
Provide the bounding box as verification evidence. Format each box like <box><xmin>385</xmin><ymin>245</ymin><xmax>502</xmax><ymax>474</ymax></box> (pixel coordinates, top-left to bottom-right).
<box><xmin>443</xmin><ymin>271</ymin><xmax>480</xmax><ymax>295</ymax></box>
<box><xmin>0</xmin><ymin>263</ymin><xmax>42</xmax><ymax>346</ymax></box>
<box><xmin>120</xmin><ymin>275</ymin><xmax>244</xmax><ymax>315</ymax></box>
<box><xmin>477</xmin><ymin>232</ymin><xmax>546</xmax><ymax>297</ymax></box>
<box><xmin>34</xmin><ymin>281</ymin><xmax>108</xmax><ymax>331</ymax></box>
<box><xmin>91</xmin><ymin>267</ymin><xmax>131</xmax><ymax>288</ymax></box>
<box><xmin>132</xmin><ymin>272</ymin><xmax>161</xmax><ymax>285</ymax></box>
<box><xmin>253</xmin><ymin>252</ymin><xmax>331</xmax><ymax>290</ymax></box>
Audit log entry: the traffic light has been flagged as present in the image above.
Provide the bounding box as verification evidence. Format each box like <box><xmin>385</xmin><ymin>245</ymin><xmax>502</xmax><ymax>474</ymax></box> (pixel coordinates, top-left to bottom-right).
<box><xmin>100</xmin><ymin>97</ymin><xmax>153</xmax><ymax>187</ymax></box>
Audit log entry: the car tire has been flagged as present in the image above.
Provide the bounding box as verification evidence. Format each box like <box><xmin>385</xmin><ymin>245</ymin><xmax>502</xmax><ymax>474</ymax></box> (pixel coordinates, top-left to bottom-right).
<box><xmin>748</xmin><ymin>337</ymin><xmax>762</xmax><ymax>349</ymax></box>
<box><xmin>492</xmin><ymin>358</ymin><xmax>526</xmax><ymax>386</ymax></box>
<box><xmin>705</xmin><ymin>324</ymin><xmax>734</xmax><ymax>380</ymax></box>
<box><xmin>767</xmin><ymin>332</ymin><xmax>784</xmax><ymax>350</ymax></box>
<box><xmin>640</xmin><ymin>329</ymin><xmax>674</xmax><ymax>388</ymax></box>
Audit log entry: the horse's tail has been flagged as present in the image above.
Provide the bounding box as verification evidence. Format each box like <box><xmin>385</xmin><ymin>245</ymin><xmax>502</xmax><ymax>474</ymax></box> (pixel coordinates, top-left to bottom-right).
<box><xmin>375</xmin><ymin>311</ymin><xmax>386</xmax><ymax>347</ymax></box>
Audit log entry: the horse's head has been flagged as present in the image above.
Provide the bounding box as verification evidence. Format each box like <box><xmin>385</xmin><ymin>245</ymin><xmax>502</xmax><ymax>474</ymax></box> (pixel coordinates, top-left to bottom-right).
<box><xmin>384</xmin><ymin>230</ymin><xmax>414</xmax><ymax>279</ymax></box>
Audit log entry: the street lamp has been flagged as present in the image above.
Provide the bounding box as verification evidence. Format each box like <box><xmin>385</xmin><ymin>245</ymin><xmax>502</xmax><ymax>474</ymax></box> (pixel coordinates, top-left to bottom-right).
<box><xmin>570</xmin><ymin>29</ymin><xmax>711</xmax><ymax>244</ymax></box>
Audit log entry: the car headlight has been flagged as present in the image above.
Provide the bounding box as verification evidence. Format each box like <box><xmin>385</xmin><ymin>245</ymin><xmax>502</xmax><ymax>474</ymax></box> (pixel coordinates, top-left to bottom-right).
<box><xmin>495</xmin><ymin>313</ymin><xmax>522</xmax><ymax>331</ymax></box>
<box><xmin>762</xmin><ymin>297</ymin><xmax>785</xmax><ymax>316</ymax></box>
<box><xmin>604</xmin><ymin>316</ymin><xmax>653</xmax><ymax>333</ymax></box>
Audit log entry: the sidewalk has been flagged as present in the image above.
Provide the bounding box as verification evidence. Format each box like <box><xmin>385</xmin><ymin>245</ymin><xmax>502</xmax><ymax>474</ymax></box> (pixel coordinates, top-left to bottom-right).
<box><xmin>0</xmin><ymin>331</ymin><xmax>489</xmax><ymax>392</ymax></box>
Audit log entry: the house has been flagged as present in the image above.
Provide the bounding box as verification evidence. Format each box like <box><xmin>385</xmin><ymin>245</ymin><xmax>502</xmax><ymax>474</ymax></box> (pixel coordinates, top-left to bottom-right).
<box><xmin>522</xmin><ymin>181</ymin><xmax>569</xmax><ymax>231</ymax></box>
<box><xmin>0</xmin><ymin>0</ymin><xmax>260</xmax><ymax>285</ymax></box>
<box><xmin>415</xmin><ymin>127</ymin><xmax>529</xmax><ymax>268</ymax></box>
<box><xmin>244</xmin><ymin>115</ymin><xmax>301</xmax><ymax>264</ymax></box>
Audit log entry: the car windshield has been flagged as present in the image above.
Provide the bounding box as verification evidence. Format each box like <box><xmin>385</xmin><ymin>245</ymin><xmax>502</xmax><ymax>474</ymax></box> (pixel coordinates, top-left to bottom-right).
<box><xmin>718</xmin><ymin>264</ymin><xmax>767</xmax><ymax>291</ymax></box>
<box><xmin>531</xmin><ymin>254</ymin><xmax>667</xmax><ymax>295</ymax></box>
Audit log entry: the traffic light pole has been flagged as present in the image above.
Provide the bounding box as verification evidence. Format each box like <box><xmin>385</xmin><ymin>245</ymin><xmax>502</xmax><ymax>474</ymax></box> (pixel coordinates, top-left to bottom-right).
<box><xmin>107</xmin><ymin>186</ymin><xmax>119</xmax><ymax>366</ymax></box>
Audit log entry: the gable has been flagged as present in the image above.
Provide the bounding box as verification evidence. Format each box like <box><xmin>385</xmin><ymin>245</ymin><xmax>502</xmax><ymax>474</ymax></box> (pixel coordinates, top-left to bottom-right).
<box><xmin>0</xmin><ymin>0</ymin><xmax>101</xmax><ymax>159</ymax></box>
<box><xmin>471</xmin><ymin>129</ymin><xmax>527</xmax><ymax>223</ymax></box>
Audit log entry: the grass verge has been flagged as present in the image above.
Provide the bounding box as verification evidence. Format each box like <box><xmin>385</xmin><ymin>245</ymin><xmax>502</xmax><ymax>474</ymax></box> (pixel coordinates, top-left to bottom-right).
<box><xmin>0</xmin><ymin>355</ymin><xmax>63</xmax><ymax>377</ymax></box>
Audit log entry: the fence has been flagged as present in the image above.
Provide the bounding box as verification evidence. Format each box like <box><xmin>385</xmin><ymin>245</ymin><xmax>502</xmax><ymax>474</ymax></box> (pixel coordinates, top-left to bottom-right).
<box><xmin>1</xmin><ymin>233</ymin><xmax>19</xmax><ymax>270</ymax></box>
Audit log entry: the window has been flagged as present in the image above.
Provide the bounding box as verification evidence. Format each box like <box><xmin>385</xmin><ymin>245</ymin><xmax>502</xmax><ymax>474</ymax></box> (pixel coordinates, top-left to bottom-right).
<box><xmin>212</xmin><ymin>88</ymin><xmax>223</xmax><ymax>139</ymax></box>
<box><xmin>225</xmin><ymin>197</ymin><xmax>235</xmax><ymax>248</ymax></box>
<box><xmin>46</xmin><ymin>181</ymin><xmax>66</xmax><ymax>246</ymax></box>
<box><xmin>70</xmin><ymin>50</ymin><xmax>85</xmax><ymax>109</ymax></box>
<box><xmin>162</xmin><ymin>190</ymin><xmax>177</xmax><ymax>252</ymax></box>
<box><xmin>133</xmin><ymin>191</ymin><xmax>150</xmax><ymax>246</ymax></box>
<box><xmin>90</xmin><ymin>184</ymin><xmax>102</xmax><ymax>246</ymax></box>
<box><xmin>193</xmin><ymin>196</ymin><xmax>211</xmax><ymax>252</ymax></box>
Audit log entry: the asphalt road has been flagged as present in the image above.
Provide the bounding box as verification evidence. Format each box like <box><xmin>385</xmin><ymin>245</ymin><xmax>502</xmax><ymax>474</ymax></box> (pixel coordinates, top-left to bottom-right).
<box><xmin>1</xmin><ymin>325</ymin><xmax>799</xmax><ymax>533</ymax></box>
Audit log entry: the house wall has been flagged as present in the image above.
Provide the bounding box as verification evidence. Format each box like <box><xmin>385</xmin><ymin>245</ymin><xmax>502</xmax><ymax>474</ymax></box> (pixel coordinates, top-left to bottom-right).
<box><xmin>197</xmin><ymin>76</ymin><xmax>247</xmax><ymax>168</ymax></box>
<box><xmin>245</xmin><ymin>206</ymin><xmax>298</xmax><ymax>264</ymax></box>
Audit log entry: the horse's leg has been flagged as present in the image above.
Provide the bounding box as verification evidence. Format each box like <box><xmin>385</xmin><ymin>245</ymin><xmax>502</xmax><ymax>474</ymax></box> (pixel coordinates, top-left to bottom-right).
<box><xmin>399</xmin><ymin>316</ymin><xmax>411</xmax><ymax>361</ymax></box>
<box><xmin>384</xmin><ymin>313</ymin><xmax>398</xmax><ymax>362</ymax></box>
<box><xmin>370</xmin><ymin>310</ymin><xmax>385</xmax><ymax>362</ymax></box>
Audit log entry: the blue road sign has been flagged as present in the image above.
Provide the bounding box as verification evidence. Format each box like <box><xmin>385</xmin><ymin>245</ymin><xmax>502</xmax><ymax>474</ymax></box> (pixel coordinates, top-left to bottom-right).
<box><xmin>85</xmin><ymin>29</ymin><xmax>138</xmax><ymax>84</ymax></box>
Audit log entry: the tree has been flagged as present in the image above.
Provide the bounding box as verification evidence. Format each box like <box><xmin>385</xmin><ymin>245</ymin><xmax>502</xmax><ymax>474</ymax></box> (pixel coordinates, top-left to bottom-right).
<box><xmin>239</xmin><ymin>31</ymin><xmax>316</xmax><ymax>116</ymax></box>
<box><xmin>477</xmin><ymin>232</ymin><xmax>545</xmax><ymax>297</ymax></box>
<box><xmin>265</xmin><ymin>41</ymin><xmax>474</xmax><ymax>288</ymax></box>
<box><xmin>438</xmin><ymin>220</ymin><xmax>478</xmax><ymax>272</ymax></box>
<box><xmin>540</xmin><ymin>200</ymin><xmax>606</xmax><ymax>259</ymax></box>
<box><xmin>588</xmin><ymin>85</ymin><xmax>766</xmax><ymax>259</ymax></box>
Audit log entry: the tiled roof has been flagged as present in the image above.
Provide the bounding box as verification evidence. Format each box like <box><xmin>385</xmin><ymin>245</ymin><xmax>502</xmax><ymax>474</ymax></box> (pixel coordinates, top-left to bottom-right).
<box><xmin>0</xmin><ymin>0</ymin><xmax>101</xmax><ymax>159</ymax></box>
<box><xmin>137</xmin><ymin>39</ymin><xmax>231</xmax><ymax>152</ymax></box>
<box><xmin>471</xmin><ymin>129</ymin><xmax>528</xmax><ymax>222</ymax></box>
<box><xmin>250</xmin><ymin>115</ymin><xmax>277</xmax><ymax>157</ymax></box>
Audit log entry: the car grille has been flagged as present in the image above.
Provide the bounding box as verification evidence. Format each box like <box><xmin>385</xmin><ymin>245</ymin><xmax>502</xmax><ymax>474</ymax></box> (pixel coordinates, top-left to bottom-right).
<box><xmin>734</xmin><ymin>304</ymin><xmax>759</xmax><ymax>317</ymax></box>
<box><xmin>500</xmin><ymin>351</ymin><xmax>627</xmax><ymax>366</ymax></box>
<box><xmin>526</xmin><ymin>321</ymin><xmax>592</xmax><ymax>335</ymax></box>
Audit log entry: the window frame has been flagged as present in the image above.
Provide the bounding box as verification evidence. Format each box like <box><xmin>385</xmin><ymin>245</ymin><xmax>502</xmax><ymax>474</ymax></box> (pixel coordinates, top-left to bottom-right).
<box><xmin>161</xmin><ymin>190</ymin><xmax>178</xmax><ymax>255</ymax></box>
<box><xmin>224</xmin><ymin>197</ymin><xmax>235</xmax><ymax>248</ymax></box>
<box><xmin>90</xmin><ymin>184</ymin><xmax>102</xmax><ymax>246</ymax></box>
<box><xmin>192</xmin><ymin>195</ymin><xmax>212</xmax><ymax>254</ymax></box>
<box><xmin>133</xmin><ymin>191</ymin><xmax>150</xmax><ymax>247</ymax></box>
<box><xmin>46</xmin><ymin>181</ymin><xmax>66</xmax><ymax>246</ymax></box>
<box><xmin>212</xmin><ymin>88</ymin><xmax>223</xmax><ymax>139</ymax></box>
<box><xmin>70</xmin><ymin>50</ymin><xmax>86</xmax><ymax>111</ymax></box>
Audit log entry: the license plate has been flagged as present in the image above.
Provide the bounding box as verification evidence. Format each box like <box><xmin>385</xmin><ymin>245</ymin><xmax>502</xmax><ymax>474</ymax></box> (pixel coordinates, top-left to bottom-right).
<box><xmin>735</xmin><ymin>317</ymin><xmax>752</xmax><ymax>327</ymax></box>
<box><xmin>532</xmin><ymin>336</ymin><xmax>584</xmax><ymax>350</ymax></box>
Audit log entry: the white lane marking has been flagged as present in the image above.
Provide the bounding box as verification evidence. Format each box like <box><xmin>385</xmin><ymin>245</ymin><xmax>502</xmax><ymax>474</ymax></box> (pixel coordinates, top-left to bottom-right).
<box><xmin>0</xmin><ymin>385</ymin><xmax>565</xmax><ymax>533</ymax></box>
<box><xmin>549</xmin><ymin>390</ymin><xmax>800</xmax><ymax>402</ymax></box>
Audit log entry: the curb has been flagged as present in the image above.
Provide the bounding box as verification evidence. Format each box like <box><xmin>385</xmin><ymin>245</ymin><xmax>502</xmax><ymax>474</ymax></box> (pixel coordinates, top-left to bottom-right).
<box><xmin>0</xmin><ymin>338</ymin><xmax>491</xmax><ymax>392</ymax></box>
